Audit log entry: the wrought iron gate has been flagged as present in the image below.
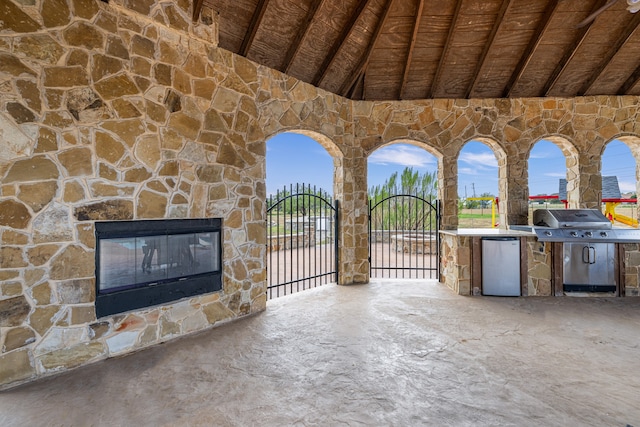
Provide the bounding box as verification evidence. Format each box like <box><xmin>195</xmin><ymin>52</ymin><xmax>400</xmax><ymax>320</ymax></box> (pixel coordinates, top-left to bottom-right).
<box><xmin>266</xmin><ymin>184</ymin><xmax>339</xmax><ymax>299</ymax></box>
<box><xmin>369</xmin><ymin>195</ymin><xmax>440</xmax><ymax>279</ymax></box>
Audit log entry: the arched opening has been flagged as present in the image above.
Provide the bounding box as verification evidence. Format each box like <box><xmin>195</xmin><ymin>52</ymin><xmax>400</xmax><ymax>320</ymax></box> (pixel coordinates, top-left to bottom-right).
<box><xmin>528</xmin><ymin>139</ymin><xmax>567</xmax><ymax>222</ymax></box>
<box><xmin>367</xmin><ymin>142</ymin><xmax>439</xmax><ymax>199</ymax></box>
<box><xmin>266</xmin><ymin>131</ymin><xmax>336</xmax><ymax>196</ymax></box>
<box><xmin>265</xmin><ymin>131</ymin><xmax>342</xmax><ymax>298</ymax></box>
<box><xmin>602</xmin><ymin>138</ymin><xmax>639</xmax><ymax>227</ymax></box>
<box><xmin>367</xmin><ymin>142</ymin><xmax>440</xmax><ymax>279</ymax></box>
<box><xmin>457</xmin><ymin>140</ymin><xmax>501</xmax><ymax>228</ymax></box>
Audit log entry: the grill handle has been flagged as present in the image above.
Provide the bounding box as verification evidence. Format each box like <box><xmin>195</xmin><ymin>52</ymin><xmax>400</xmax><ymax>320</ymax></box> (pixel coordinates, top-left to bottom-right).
<box><xmin>582</xmin><ymin>245</ymin><xmax>596</xmax><ymax>264</ymax></box>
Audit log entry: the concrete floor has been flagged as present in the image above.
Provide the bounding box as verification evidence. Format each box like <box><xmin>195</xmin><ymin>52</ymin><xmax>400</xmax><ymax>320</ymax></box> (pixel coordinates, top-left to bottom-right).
<box><xmin>2</xmin><ymin>280</ymin><xmax>640</xmax><ymax>426</ymax></box>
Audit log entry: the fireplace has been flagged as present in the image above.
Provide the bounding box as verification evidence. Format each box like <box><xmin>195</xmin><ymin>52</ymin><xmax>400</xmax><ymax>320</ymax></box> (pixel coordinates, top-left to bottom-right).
<box><xmin>95</xmin><ymin>218</ymin><xmax>223</xmax><ymax>317</ymax></box>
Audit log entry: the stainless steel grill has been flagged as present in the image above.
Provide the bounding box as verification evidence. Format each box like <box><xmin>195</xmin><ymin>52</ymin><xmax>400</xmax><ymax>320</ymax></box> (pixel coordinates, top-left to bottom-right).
<box><xmin>524</xmin><ymin>208</ymin><xmax>640</xmax><ymax>293</ymax></box>
<box><xmin>531</xmin><ymin>209</ymin><xmax>640</xmax><ymax>243</ymax></box>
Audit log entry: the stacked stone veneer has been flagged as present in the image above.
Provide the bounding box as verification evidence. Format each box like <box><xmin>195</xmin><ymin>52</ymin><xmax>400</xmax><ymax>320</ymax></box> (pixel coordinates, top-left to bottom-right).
<box><xmin>0</xmin><ymin>0</ymin><xmax>357</xmax><ymax>389</ymax></box>
<box><xmin>623</xmin><ymin>243</ymin><xmax>640</xmax><ymax>296</ymax></box>
<box><xmin>2</xmin><ymin>0</ymin><xmax>640</xmax><ymax>389</ymax></box>
<box><xmin>440</xmin><ymin>235</ymin><xmax>553</xmax><ymax>297</ymax></box>
<box><xmin>439</xmin><ymin>234</ymin><xmax>471</xmax><ymax>295</ymax></box>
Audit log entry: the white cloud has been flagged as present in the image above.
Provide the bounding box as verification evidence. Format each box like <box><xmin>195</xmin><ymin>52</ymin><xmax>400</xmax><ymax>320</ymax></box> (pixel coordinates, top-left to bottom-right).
<box><xmin>458</xmin><ymin>167</ymin><xmax>479</xmax><ymax>176</ymax></box>
<box><xmin>544</xmin><ymin>172</ymin><xmax>566</xmax><ymax>178</ymax></box>
<box><xmin>369</xmin><ymin>145</ymin><xmax>435</xmax><ymax>167</ymax></box>
<box><xmin>458</xmin><ymin>151</ymin><xmax>498</xmax><ymax>167</ymax></box>
<box><xmin>619</xmin><ymin>180</ymin><xmax>636</xmax><ymax>193</ymax></box>
<box><xmin>529</xmin><ymin>152</ymin><xmax>551</xmax><ymax>159</ymax></box>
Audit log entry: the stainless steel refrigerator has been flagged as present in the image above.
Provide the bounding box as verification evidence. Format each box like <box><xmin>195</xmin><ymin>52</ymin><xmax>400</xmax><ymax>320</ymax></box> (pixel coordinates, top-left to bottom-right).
<box><xmin>481</xmin><ymin>237</ymin><xmax>521</xmax><ymax>296</ymax></box>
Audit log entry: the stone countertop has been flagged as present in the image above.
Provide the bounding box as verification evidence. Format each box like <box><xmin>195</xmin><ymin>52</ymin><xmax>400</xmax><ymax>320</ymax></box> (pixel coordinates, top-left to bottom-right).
<box><xmin>439</xmin><ymin>228</ymin><xmax>535</xmax><ymax>237</ymax></box>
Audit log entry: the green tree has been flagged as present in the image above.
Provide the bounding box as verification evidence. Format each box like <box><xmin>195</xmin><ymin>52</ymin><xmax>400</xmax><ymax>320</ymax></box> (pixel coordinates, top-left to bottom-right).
<box><xmin>267</xmin><ymin>183</ymin><xmax>332</xmax><ymax>216</ymax></box>
<box><xmin>369</xmin><ymin>167</ymin><xmax>438</xmax><ymax>231</ymax></box>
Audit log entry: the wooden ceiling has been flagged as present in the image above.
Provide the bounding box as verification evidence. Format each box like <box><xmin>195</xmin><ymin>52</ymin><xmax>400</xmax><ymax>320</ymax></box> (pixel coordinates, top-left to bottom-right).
<box><xmin>199</xmin><ymin>0</ymin><xmax>640</xmax><ymax>101</ymax></box>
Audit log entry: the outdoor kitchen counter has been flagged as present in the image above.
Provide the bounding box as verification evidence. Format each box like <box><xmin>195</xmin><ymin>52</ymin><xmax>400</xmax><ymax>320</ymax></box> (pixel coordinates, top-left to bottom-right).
<box><xmin>439</xmin><ymin>228</ymin><xmax>534</xmax><ymax>237</ymax></box>
<box><xmin>439</xmin><ymin>228</ymin><xmax>539</xmax><ymax>297</ymax></box>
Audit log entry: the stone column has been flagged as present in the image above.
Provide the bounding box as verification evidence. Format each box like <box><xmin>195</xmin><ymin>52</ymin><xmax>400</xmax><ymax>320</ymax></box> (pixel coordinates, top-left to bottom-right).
<box><xmin>567</xmin><ymin>152</ymin><xmax>601</xmax><ymax>209</ymax></box>
<box><xmin>439</xmin><ymin>156</ymin><xmax>458</xmax><ymax>230</ymax></box>
<box><xmin>333</xmin><ymin>152</ymin><xmax>369</xmax><ymax>285</ymax></box>
<box><xmin>581</xmin><ymin>152</ymin><xmax>602</xmax><ymax>209</ymax></box>
<box><xmin>503</xmin><ymin>148</ymin><xmax>529</xmax><ymax>226</ymax></box>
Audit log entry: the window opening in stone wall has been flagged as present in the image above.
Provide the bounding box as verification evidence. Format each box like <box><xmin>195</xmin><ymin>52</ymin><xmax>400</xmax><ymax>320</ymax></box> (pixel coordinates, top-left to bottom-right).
<box><xmin>601</xmin><ymin>139</ymin><xmax>638</xmax><ymax>228</ymax></box>
<box><xmin>457</xmin><ymin>141</ymin><xmax>499</xmax><ymax>228</ymax></box>
<box><xmin>266</xmin><ymin>132</ymin><xmax>337</xmax><ymax>298</ymax></box>
<box><xmin>528</xmin><ymin>140</ymin><xmax>567</xmax><ymax>223</ymax></box>
<box><xmin>367</xmin><ymin>143</ymin><xmax>439</xmax><ymax>279</ymax></box>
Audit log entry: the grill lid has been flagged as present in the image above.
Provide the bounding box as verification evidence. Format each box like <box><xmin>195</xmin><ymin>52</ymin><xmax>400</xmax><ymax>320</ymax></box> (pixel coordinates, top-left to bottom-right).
<box><xmin>533</xmin><ymin>209</ymin><xmax>612</xmax><ymax>230</ymax></box>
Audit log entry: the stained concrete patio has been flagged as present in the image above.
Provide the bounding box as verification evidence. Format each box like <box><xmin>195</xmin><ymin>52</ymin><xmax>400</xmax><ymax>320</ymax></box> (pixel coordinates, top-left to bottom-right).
<box><xmin>1</xmin><ymin>280</ymin><xmax>640</xmax><ymax>426</ymax></box>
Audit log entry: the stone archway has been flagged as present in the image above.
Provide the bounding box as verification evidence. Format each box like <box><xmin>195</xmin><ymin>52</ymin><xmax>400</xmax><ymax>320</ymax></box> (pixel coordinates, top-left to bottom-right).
<box><xmin>605</xmin><ymin>136</ymin><xmax>640</xmax><ymax>223</ymax></box>
<box><xmin>365</xmin><ymin>139</ymin><xmax>446</xmax><ymax>227</ymax></box>
<box><xmin>542</xmin><ymin>136</ymin><xmax>581</xmax><ymax>208</ymax></box>
<box><xmin>456</xmin><ymin>138</ymin><xmax>506</xmax><ymax>228</ymax></box>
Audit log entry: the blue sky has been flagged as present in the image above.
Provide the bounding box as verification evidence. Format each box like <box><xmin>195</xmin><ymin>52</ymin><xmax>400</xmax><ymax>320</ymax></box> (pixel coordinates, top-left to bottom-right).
<box><xmin>266</xmin><ymin>133</ymin><xmax>637</xmax><ymax>198</ymax></box>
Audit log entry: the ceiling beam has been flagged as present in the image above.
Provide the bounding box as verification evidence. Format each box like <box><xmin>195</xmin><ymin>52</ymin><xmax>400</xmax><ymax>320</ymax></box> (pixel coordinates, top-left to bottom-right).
<box><xmin>576</xmin><ymin>0</ymin><xmax>619</xmax><ymax>28</ymax></box>
<box><xmin>340</xmin><ymin>0</ymin><xmax>395</xmax><ymax>98</ymax></box>
<box><xmin>429</xmin><ymin>0</ymin><xmax>463</xmax><ymax>98</ymax></box>
<box><xmin>503</xmin><ymin>0</ymin><xmax>561</xmax><ymax>98</ymax></box>
<box><xmin>346</xmin><ymin>71</ymin><xmax>366</xmax><ymax>100</ymax></box>
<box><xmin>466</xmin><ymin>0</ymin><xmax>513</xmax><ymax>98</ymax></box>
<box><xmin>618</xmin><ymin>64</ymin><xmax>640</xmax><ymax>95</ymax></box>
<box><xmin>542</xmin><ymin>0</ymin><xmax>609</xmax><ymax>96</ymax></box>
<box><xmin>581</xmin><ymin>12</ymin><xmax>640</xmax><ymax>95</ymax></box>
<box><xmin>281</xmin><ymin>0</ymin><xmax>326</xmax><ymax>74</ymax></box>
<box><xmin>312</xmin><ymin>0</ymin><xmax>372</xmax><ymax>86</ymax></box>
<box><xmin>399</xmin><ymin>0</ymin><xmax>425</xmax><ymax>100</ymax></box>
<box><xmin>240</xmin><ymin>0</ymin><xmax>271</xmax><ymax>57</ymax></box>
<box><xmin>192</xmin><ymin>0</ymin><xmax>205</xmax><ymax>22</ymax></box>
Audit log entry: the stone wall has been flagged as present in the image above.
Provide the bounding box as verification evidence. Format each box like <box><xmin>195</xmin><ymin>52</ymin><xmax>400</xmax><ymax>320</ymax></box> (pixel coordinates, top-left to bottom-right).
<box><xmin>3</xmin><ymin>0</ymin><xmax>640</xmax><ymax>390</ymax></box>
<box><xmin>526</xmin><ymin>240</ymin><xmax>553</xmax><ymax>296</ymax></box>
<box><xmin>0</xmin><ymin>0</ymin><xmax>354</xmax><ymax>389</ymax></box>
<box><xmin>353</xmin><ymin>98</ymin><xmax>640</xmax><ymax>230</ymax></box>
<box><xmin>623</xmin><ymin>243</ymin><xmax>640</xmax><ymax>296</ymax></box>
<box><xmin>439</xmin><ymin>233</ymin><xmax>471</xmax><ymax>295</ymax></box>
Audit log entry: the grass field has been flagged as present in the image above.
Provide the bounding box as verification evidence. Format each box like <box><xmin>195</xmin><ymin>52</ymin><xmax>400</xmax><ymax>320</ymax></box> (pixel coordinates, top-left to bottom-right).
<box><xmin>457</xmin><ymin>205</ymin><xmax>639</xmax><ymax>229</ymax></box>
<box><xmin>458</xmin><ymin>208</ymin><xmax>495</xmax><ymax>228</ymax></box>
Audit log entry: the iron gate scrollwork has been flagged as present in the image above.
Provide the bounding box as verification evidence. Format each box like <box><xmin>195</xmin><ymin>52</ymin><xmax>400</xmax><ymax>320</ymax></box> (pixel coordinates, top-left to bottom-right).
<box><xmin>369</xmin><ymin>195</ymin><xmax>440</xmax><ymax>279</ymax></box>
<box><xmin>266</xmin><ymin>183</ymin><xmax>339</xmax><ymax>299</ymax></box>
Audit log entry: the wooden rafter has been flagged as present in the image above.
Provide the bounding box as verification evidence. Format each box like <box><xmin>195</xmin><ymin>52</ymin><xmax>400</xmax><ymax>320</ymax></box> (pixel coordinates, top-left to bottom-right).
<box><xmin>399</xmin><ymin>0</ymin><xmax>425</xmax><ymax>100</ymax></box>
<box><xmin>313</xmin><ymin>0</ymin><xmax>372</xmax><ymax>86</ymax></box>
<box><xmin>466</xmin><ymin>0</ymin><xmax>513</xmax><ymax>98</ymax></box>
<box><xmin>282</xmin><ymin>0</ymin><xmax>326</xmax><ymax>73</ymax></box>
<box><xmin>543</xmin><ymin>0</ymin><xmax>608</xmax><ymax>96</ymax></box>
<box><xmin>347</xmin><ymin>71</ymin><xmax>366</xmax><ymax>99</ymax></box>
<box><xmin>192</xmin><ymin>0</ymin><xmax>205</xmax><ymax>22</ymax></box>
<box><xmin>618</xmin><ymin>63</ymin><xmax>640</xmax><ymax>95</ymax></box>
<box><xmin>240</xmin><ymin>0</ymin><xmax>271</xmax><ymax>57</ymax></box>
<box><xmin>429</xmin><ymin>0</ymin><xmax>463</xmax><ymax>98</ymax></box>
<box><xmin>340</xmin><ymin>0</ymin><xmax>395</xmax><ymax>98</ymax></box>
<box><xmin>581</xmin><ymin>12</ymin><xmax>640</xmax><ymax>95</ymax></box>
<box><xmin>503</xmin><ymin>0</ymin><xmax>561</xmax><ymax>98</ymax></box>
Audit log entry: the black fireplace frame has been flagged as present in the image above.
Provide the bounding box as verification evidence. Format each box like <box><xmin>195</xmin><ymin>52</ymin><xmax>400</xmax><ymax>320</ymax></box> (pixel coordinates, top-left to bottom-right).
<box><xmin>94</xmin><ymin>218</ymin><xmax>223</xmax><ymax>318</ymax></box>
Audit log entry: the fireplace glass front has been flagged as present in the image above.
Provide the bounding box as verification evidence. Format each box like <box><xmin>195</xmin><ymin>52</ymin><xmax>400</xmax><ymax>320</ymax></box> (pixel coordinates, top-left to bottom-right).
<box><xmin>95</xmin><ymin>219</ymin><xmax>222</xmax><ymax>317</ymax></box>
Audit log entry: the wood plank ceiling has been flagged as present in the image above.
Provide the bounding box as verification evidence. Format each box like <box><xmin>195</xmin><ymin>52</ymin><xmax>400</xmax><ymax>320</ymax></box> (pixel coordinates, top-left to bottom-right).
<box><xmin>200</xmin><ymin>0</ymin><xmax>640</xmax><ymax>100</ymax></box>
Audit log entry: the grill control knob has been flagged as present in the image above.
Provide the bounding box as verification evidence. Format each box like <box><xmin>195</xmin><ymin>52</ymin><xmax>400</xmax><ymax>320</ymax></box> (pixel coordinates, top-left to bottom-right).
<box><xmin>600</xmin><ymin>231</ymin><xmax>608</xmax><ymax>237</ymax></box>
<box><xmin>585</xmin><ymin>231</ymin><xmax>593</xmax><ymax>237</ymax></box>
<box><xmin>570</xmin><ymin>231</ymin><xmax>578</xmax><ymax>237</ymax></box>
<box><xmin>544</xmin><ymin>231</ymin><xmax>552</xmax><ymax>237</ymax></box>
